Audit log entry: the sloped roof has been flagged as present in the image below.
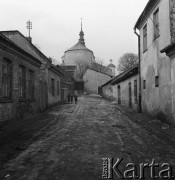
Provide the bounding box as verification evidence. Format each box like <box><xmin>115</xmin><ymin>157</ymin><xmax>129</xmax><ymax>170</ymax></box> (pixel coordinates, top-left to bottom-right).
<box><xmin>0</xmin><ymin>30</ymin><xmax>51</xmax><ymax>64</ymax></box>
<box><xmin>134</xmin><ymin>0</ymin><xmax>159</xmax><ymax>30</ymax></box>
<box><xmin>101</xmin><ymin>66</ymin><xmax>138</xmax><ymax>87</ymax></box>
<box><xmin>65</xmin><ymin>42</ymin><xmax>93</xmax><ymax>53</ymax></box>
<box><xmin>0</xmin><ymin>32</ymin><xmax>42</xmax><ymax>67</ymax></box>
<box><xmin>91</xmin><ymin>62</ymin><xmax>113</xmax><ymax>77</ymax></box>
<box><xmin>111</xmin><ymin>66</ymin><xmax>138</xmax><ymax>85</ymax></box>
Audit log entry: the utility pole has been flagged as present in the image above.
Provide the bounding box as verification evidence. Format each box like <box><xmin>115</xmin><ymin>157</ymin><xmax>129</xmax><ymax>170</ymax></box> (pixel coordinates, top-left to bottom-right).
<box><xmin>26</xmin><ymin>20</ymin><xmax>32</xmax><ymax>38</ymax></box>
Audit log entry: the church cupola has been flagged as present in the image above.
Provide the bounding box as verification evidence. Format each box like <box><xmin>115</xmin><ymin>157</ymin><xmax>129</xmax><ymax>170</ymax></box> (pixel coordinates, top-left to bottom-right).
<box><xmin>78</xmin><ymin>18</ymin><xmax>85</xmax><ymax>46</ymax></box>
<box><xmin>107</xmin><ymin>59</ymin><xmax>116</xmax><ymax>76</ymax></box>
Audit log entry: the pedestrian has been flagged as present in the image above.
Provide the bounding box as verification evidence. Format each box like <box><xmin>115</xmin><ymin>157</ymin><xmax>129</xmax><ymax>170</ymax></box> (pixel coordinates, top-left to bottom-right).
<box><xmin>74</xmin><ymin>90</ymin><xmax>78</xmax><ymax>104</ymax></box>
<box><xmin>67</xmin><ymin>92</ymin><xmax>70</xmax><ymax>103</ymax></box>
<box><xmin>70</xmin><ymin>91</ymin><xmax>73</xmax><ymax>103</ymax></box>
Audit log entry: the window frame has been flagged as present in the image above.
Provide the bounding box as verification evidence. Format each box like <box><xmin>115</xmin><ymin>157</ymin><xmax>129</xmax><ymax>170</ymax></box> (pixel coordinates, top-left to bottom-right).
<box><xmin>155</xmin><ymin>76</ymin><xmax>159</xmax><ymax>87</ymax></box>
<box><xmin>19</xmin><ymin>65</ymin><xmax>26</xmax><ymax>99</ymax></box>
<box><xmin>143</xmin><ymin>80</ymin><xmax>146</xmax><ymax>89</ymax></box>
<box><xmin>57</xmin><ymin>81</ymin><xmax>60</xmax><ymax>96</ymax></box>
<box><xmin>134</xmin><ymin>80</ymin><xmax>137</xmax><ymax>104</ymax></box>
<box><xmin>1</xmin><ymin>58</ymin><xmax>13</xmax><ymax>99</ymax></box>
<box><xmin>28</xmin><ymin>70</ymin><xmax>35</xmax><ymax>100</ymax></box>
<box><xmin>51</xmin><ymin>78</ymin><xmax>55</xmax><ymax>96</ymax></box>
<box><xmin>143</xmin><ymin>24</ymin><xmax>147</xmax><ymax>53</ymax></box>
<box><xmin>153</xmin><ymin>8</ymin><xmax>159</xmax><ymax>40</ymax></box>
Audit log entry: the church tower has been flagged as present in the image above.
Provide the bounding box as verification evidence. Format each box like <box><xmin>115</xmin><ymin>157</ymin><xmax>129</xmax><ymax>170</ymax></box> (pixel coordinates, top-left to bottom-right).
<box><xmin>107</xmin><ymin>59</ymin><xmax>116</xmax><ymax>76</ymax></box>
<box><xmin>78</xmin><ymin>19</ymin><xmax>85</xmax><ymax>46</ymax></box>
<box><xmin>61</xmin><ymin>19</ymin><xmax>95</xmax><ymax>69</ymax></box>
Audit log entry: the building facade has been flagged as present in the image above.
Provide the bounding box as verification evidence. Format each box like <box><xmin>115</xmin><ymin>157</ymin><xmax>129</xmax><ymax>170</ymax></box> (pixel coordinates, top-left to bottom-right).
<box><xmin>134</xmin><ymin>0</ymin><xmax>175</xmax><ymax>125</ymax></box>
<box><xmin>48</xmin><ymin>65</ymin><xmax>63</xmax><ymax>107</ymax></box>
<box><xmin>0</xmin><ymin>33</ymin><xmax>42</xmax><ymax>121</ymax></box>
<box><xmin>1</xmin><ymin>30</ymin><xmax>64</xmax><ymax>109</ymax></box>
<box><xmin>100</xmin><ymin>66</ymin><xmax>139</xmax><ymax>111</ymax></box>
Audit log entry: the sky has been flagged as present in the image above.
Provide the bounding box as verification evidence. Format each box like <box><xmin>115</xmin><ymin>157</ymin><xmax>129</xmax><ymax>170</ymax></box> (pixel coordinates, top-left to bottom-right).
<box><xmin>0</xmin><ymin>0</ymin><xmax>148</xmax><ymax>67</ymax></box>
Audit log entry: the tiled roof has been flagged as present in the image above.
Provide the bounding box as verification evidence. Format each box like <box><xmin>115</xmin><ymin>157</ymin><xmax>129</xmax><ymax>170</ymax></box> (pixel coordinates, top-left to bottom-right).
<box><xmin>91</xmin><ymin>62</ymin><xmax>113</xmax><ymax>77</ymax></box>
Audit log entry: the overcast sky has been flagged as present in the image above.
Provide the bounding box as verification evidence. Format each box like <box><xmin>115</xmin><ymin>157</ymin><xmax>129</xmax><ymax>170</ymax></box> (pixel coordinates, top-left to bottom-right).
<box><xmin>0</xmin><ymin>0</ymin><xmax>148</xmax><ymax>67</ymax></box>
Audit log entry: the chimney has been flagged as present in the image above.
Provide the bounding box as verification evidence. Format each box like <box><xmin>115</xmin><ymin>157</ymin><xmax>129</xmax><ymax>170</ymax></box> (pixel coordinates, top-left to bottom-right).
<box><xmin>26</xmin><ymin>37</ymin><xmax>32</xmax><ymax>43</ymax></box>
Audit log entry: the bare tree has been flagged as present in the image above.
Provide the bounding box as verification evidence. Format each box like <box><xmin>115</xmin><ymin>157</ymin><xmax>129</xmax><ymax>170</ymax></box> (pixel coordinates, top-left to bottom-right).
<box><xmin>117</xmin><ymin>53</ymin><xmax>138</xmax><ymax>73</ymax></box>
<box><xmin>48</xmin><ymin>57</ymin><xmax>59</xmax><ymax>65</ymax></box>
<box><xmin>75</xmin><ymin>60</ymin><xmax>89</xmax><ymax>79</ymax></box>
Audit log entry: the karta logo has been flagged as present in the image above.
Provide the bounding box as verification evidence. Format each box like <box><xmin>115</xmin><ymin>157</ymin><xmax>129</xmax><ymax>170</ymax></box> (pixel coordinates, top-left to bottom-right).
<box><xmin>102</xmin><ymin>158</ymin><xmax>174</xmax><ymax>179</ymax></box>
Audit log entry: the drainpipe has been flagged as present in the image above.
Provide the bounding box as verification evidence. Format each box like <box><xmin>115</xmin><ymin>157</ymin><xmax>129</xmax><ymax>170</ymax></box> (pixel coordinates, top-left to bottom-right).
<box><xmin>134</xmin><ymin>28</ymin><xmax>142</xmax><ymax>113</ymax></box>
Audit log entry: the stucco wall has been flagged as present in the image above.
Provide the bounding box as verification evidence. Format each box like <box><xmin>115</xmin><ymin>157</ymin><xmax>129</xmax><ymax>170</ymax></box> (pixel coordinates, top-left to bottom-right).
<box><xmin>139</xmin><ymin>0</ymin><xmax>175</xmax><ymax>124</ymax></box>
<box><xmin>83</xmin><ymin>69</ymin><xmax>111</xmax><ymax>94</ymax></box>
<box><xmin>48</xmin><ymin>70</ymin><xmax>61</xmax><ymax>106</ymax></box>
<box><xmin>111</xmin><ymin>75</ymin><xmax>139</xmax><ymax>111</ymax></box>
<box><xmin>102</xmin><ymin>84</ymin><xmax>113</xmax><ymax>98</ymax></box>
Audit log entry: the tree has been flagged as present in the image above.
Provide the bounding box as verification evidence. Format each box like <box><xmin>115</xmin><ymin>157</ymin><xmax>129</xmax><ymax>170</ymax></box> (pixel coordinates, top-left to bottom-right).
<box><xmin>48</xmin><ymin>57</ymin><xmax>60</xmax><ymax>65</ymax></box>
<box><xmin>117</xmin><ymin>53</ymin><xmax>138</xmax><ymax>73</ymax></box>
<box><xmin>75</xmin><ymin>60</ymin><xmax>89</xmax><ymax>79</ymax></box>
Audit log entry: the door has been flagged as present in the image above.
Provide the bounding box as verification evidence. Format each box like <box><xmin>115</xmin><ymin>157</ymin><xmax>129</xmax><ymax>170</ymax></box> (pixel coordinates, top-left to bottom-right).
<box><xmin>129</xmin><ymin>82</ymin><xmax>132</xmax><ymax>108</ymax></box>
<box><xmin>118</xmin><ymin>85</ymin><xmax>121</xmax><ymax>104</ymax></box>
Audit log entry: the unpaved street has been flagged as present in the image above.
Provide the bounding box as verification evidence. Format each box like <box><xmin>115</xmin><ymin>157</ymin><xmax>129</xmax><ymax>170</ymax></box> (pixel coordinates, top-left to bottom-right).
<box><xmin>0</xmin><ymin>95</ymin><xmax>175</xmax><ymax>180</ymax></box>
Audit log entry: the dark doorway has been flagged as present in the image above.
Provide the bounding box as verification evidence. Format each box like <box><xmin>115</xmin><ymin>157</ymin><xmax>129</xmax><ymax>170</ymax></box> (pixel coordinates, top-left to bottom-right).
<box><xmin>129</xmin><ymin>82</ymin><xmax>132</xmax><ymax>108</ymax></box>
<box><xmin>117</xmin><ymin>85</ymin><xmax>121</xmax><ymax>104</ymax></box>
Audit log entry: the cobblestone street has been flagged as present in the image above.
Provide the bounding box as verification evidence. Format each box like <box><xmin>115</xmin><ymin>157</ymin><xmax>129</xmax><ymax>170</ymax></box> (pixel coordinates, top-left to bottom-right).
<box><xmin>0</xmin><ymin>95</ymin><xmax>175</xmax><ymax>180</ymax></box>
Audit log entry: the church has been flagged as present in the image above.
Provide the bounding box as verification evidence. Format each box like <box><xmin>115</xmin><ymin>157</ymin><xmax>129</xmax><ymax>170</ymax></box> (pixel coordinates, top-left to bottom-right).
<box><xmin>61</xmin><ymin>21</ymin><xmax>116</xmax><ymax>94</ymax></box>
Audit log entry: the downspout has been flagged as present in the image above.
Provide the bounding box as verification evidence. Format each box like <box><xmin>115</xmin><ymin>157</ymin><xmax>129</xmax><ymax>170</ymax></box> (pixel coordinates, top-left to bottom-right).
<box><xmin>134</xmin><ymin>28</ymin><xmax>142</xmax><ymax>113</ymax></box>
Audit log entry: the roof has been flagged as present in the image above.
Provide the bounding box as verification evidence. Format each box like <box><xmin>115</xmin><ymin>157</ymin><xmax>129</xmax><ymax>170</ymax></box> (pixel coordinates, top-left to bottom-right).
<box><xmin>90</xmin><ymin>62</ymin><xmax>113</xmax><ymax>77</ymax></box>
<box><xmin>60</xmin><ymin>65</ymin><xmax>76</xmax><ymax>71</ymax></box>
<box><xmin>160</xmin><ymin>42</ymin><xmax>175</xmax><ymax>58</ymax></box>
<box><xmin>49</xmin><ymin>64</ymin><xmax>64</xmax><ymax>76</ymax></box>
<box><xmin>107</xmin><ymin>63</ymin><xmax>116</xmax><ymax>68</ymax></box>
<box><xmin>0</xmin><ymin>30</ymin><xmax>51</xmax><ymax>64</ymax></box>
<box><xmin>134</xmin><ymin>0</ymin><xmax>159</xmax><ymax>30</ymax></box>
<box><xmin>65</xmin><ymin>42</ymin><xmax>93</xmax><ymax>53</ymax></box>
<box><xmin>0</xmin><ymin>32</ymin><xmax>42</xmax><ymax>67</ymax></box>
<box><xmin>160</xmin><ymin>43</ymin><xmax>175</xmax><ymax>54</ymax></box>
<box><xmin>111</xmin><ymin>66</ymin><xmax>138</xmax><ymax>85</ymax></box>
<box><xmin>59</xmin><ymin>65</ymin><xmax>76</xmax><ymax>82</ymax></box>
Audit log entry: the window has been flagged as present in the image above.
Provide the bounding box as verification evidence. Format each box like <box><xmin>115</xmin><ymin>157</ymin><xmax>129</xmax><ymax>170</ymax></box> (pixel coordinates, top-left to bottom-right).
<box><xmin>28</xmin><ymin>70</ymin><xmax>34</xmax><ymax>99</ymax></box>
<box><xmin>51</xmin><ymin>78</ymin><xmax>55</xmax><ymax>96</ymax></box>
<box><xmin>155</xmin><ymin>76</ymin><xmax>159</xmax><ymax>87</ymax></box>
<box><xmin>134</xmin><ymin>80</ymin><xmax>137</xmax><ymax>104</ymax></box>
<box><xmin>153</xmin><ymin>9</ymin><xmax>159</xmax><ymax>39</ymax></box>
<box><xmin>2</xmin><ymin>58</ymin><xmax>12</xmax><ymax>98</ymax></box>
<box><xmin>19</xmin><ymin>65</ymin><xmax>26</xmax><ymax>98</ymax></box>
<box><xmin>143</xmin><ymin>24</ymin><xmax>147</xmax><ymax>52</ymax></box>
<box><xmin>57</xmin><ymin>81</ymin><xmax>60</xmax><ymax>95</ymax></box>
<box><xmin>143</xmin><ymin>80</ymin><xmax>146</xmax><ymax>89</ymax></box>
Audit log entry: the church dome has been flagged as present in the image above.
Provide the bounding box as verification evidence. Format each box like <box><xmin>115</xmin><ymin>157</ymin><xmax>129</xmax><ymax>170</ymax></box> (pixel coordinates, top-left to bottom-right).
<box><xmin>107</xmin><ymin>63</ymin><xmax>116</xmax><ymax>68</ymax></box>
<box><xmin>65</xmin><ymin>42</ymin><xmax>93</xmax><ymax>53</ymax></box>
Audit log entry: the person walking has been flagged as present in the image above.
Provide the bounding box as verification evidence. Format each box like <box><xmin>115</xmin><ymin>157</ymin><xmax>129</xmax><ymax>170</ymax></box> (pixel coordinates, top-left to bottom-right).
<box><xmin>74</xmin><ymin>90</ymin><xmax>78</xmax><ymax>104</ymax></box>
<box><xmin>70</xmin><ymin>91</ymin><xmax>74</xmax><ymax>103</ymax></box>
<box><xmin>67</xmin><ymin>92</ymin><xmax>70</xmax><ymax>103</ymax></box>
